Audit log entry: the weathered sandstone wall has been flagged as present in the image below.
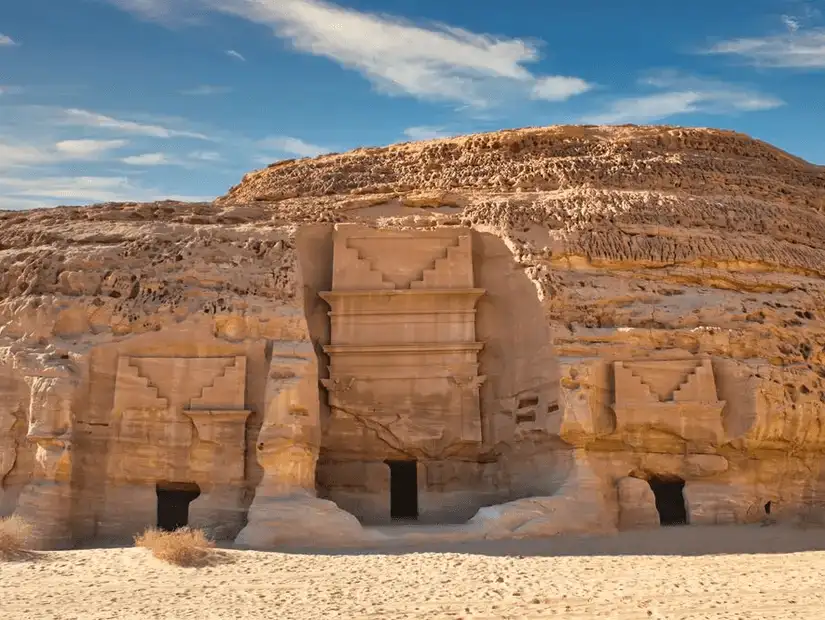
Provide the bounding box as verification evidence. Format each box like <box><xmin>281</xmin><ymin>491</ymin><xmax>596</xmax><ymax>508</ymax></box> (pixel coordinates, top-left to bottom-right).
<box><xmin>2</xmin><ymin>125</ymin><xmax>825</xmax><ymax>548</ymax></box>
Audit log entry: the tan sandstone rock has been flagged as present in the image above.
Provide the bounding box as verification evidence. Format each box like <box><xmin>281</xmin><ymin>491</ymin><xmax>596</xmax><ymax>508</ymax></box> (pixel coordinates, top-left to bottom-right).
<box><xmin>617</xmin><ymin>476</ymin><xmax>660</xmax><ymax>529</ymax></box>
<box><xmin>1</xmin><ymin>125</ymin><xmax>825</xmax><ymax>548</ymax></box>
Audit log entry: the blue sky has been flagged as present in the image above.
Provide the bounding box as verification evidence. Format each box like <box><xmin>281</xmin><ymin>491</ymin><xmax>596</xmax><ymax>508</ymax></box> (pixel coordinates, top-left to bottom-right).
<box><xmin>1</xmin><ymin>0</ymin><xmax>824</xmax><ymax>210</ymax></box>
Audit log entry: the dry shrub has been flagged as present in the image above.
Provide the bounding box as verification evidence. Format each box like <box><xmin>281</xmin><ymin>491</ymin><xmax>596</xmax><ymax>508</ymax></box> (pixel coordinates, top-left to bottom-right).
<box><xmin>0</xmin><ymin>515</ymin><xmax>32</xmax><ymax>560</ymax></box>
<box><xmin>134</xmin><ymin>527</ymin><xmax>216</xmax><ymax>567</ymax></box>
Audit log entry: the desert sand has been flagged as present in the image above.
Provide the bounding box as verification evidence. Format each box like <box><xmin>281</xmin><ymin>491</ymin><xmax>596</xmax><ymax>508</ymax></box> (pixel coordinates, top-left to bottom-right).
<box><xmin>3</xmin><ymin>525</ymin><xmax>825</xmax><ymax>619</ymax></box>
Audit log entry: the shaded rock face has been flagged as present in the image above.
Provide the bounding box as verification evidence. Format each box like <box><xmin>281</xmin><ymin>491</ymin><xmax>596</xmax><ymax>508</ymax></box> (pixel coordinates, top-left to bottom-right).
<box><xmin>2</xmin><ymin>124</ymin><xmax>825</xmax><ymax>548</ymax></box>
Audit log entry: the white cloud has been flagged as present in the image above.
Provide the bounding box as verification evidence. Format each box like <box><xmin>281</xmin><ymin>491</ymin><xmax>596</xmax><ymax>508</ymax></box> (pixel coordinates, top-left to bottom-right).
<box><xmin>0</xmin><ymin>143</ymin><xmax>55</xmax><ymax>167</ymax></box>
<box><xmin>258</xmin><ymin>135</ymin><xmax>330</xmax><ymax>157</ymax></box>
<box><xmin>0</xmin><ymin>34</ymin><xmax>16</xmax><ymax>46</ymax></box>
<box><xmin>99</xmin><ymin>0</ymin><xmax>208</xmax><ymax>24</ymax></box>
<box><xmin>782</xmin><ymin>15</ymin><xmax>802</xmax><ymax>33</ymax></box>
<box><xmin>583</xmin><ymin>92</ymin><xmax>705</xmax><ymax>124</ymax></box>
<box><xmin>104</xmin><ymin>0</ymin><xmax>592</xmax><ymax>108</ymax></box>
<box><xmin>226</xmin><ymin>49</ymin><xmax>246</xmax><ymax>61</ymax></box>
<box><xmin>179</xmin><ymin>85</ymin><xmax>232</xmax><ymax>95</ymax></box>
<box><xmin>531</xmin><ymin>76</ymin><xmax>592</xmax><ymax>101</ymax></box>
<box><xmin>54</xmin><ymin>139</ymin><xmax>128</xmax><ymax>157</ymax></box>
<box><xmin>0</xmin><ymin>138</ymin><xmax>130</xmax><ymax>167</ymax></box>
<box><xmin>121</xmin><ymin>152</ymin><xmax>180</xmax><ymax>166</ymax></box>
<box><xmin>188</xmin><ymin>150</ymin><xmax>223</xmax><ymax>161</ymax></box>
<box><xmin>403</xmin><ymin>126</ymin><xmax>451</xmax><ymax>141</ymax></box>
<box><xmin>706</xmin><ymin>28</ymin><xmax>825</xmax><ymax>68</ymax></box>
<box><xmin>59</xmin><ymin>108</ymin><xmax>211</xmax><ymax>139</ymax></box>
<box><xmin>581</xmin><ymin>73</ymin><xmax>783</xmax><ymax>124</ymax></box>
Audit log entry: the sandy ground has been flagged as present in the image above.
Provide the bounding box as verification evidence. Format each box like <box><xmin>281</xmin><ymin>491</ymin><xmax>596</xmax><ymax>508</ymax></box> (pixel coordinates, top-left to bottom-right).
<box><xmin>3</xmin><ymin>525</ymin><xmax>825</xmax><ymax>620</ymax></box>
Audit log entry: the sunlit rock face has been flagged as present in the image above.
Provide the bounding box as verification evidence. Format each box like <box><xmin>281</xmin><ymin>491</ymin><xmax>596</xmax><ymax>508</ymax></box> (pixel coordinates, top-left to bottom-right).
<box><xmin>2</xmin><ymin>124</ymin><xmax>825</xmax><ymax>549</ymax></box>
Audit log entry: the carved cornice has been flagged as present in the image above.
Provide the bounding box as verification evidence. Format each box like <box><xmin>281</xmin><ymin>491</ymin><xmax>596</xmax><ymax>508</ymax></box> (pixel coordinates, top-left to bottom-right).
<box><xmin>320</xmin><ymin>288</ymin><xmax>486</xmax><ymax>300</ymax></box>
<box><xmin>323</xmin><ymin>342</ymin><xmax>484</xmax><ymax>355</ymax></box>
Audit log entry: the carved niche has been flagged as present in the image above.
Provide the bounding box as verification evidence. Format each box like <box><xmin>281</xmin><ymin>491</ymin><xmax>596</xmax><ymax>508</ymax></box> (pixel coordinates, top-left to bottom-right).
<box><xmin>319</xmin><ymin>225</ymin><xmax>486</xmax><ymax>454</ymax></box>
<box><xmin>499</xmin><ymin>390</ymin><xmax>561</xmax><ymax>437</ymax></box>
<box><xmin>111</xmin><ymin>356</ymin><xmax>250</xmax><ymax>483</ymax></box>
<box><xmin>612</xmin><ymin>357</ymin><xmax>726</xmax><ymax>447</ymax></box>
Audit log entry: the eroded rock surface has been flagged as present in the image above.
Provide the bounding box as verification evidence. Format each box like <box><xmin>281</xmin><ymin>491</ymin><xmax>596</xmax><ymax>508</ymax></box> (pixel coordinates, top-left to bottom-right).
<box><xmin>2</xmin><ymin>125</ymin><xmax>825</xmax><ymax>548</ymax></box>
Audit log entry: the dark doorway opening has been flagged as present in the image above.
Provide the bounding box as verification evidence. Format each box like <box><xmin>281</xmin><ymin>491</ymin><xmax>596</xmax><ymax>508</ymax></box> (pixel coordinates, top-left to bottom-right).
<box><xmin>156</xmin><ymin>482</ymin><xmax>200</xmax><ymax>531</ymax></box>
<box><xmin>648</xmin><ymin>477</ymin><xmax>688</xmax><ymax>526</ymax></box>
<box><xmin>386</xmin><ymin>460</ymin><xmax>418</xmax><ymax>521</ymax></box>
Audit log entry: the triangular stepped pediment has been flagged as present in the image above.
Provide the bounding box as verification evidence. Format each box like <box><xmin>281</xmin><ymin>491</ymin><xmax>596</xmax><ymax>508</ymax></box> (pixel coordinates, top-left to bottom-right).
<box><xmin>347</xmin><ymin>236</ymin><xmax>458</xmax><ymax>289</ymax></box>
<box><xmin>411</xmin><ymin>236</ymin><xmax>472</xmax><ymax>289</ymax></box>
<box><xmin>622</xmin><ymin>360</ymin><xmax>703</xmax><ymax>402</ymax></box>
<box><xmin>114</xmin><ymin>358</ymin><xmax>169</xmax><ymax>411</ymax></box>
<box><xmin>129</xmin><ymin>357</ymin><xmax>237</xmax><ymax>410</ymax></box>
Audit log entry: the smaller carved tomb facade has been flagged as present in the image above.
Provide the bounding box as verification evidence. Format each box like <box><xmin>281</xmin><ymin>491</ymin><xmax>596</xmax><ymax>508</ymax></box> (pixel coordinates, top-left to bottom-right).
<box><xmin>612</xmin><ymin>357</ymin><xmax>725</xmax><ymax>450</ymax></box>
<box><xmin>99</xmin><ymin>355</ymin><xmax>251</xmax><ymax>539</ymax></box>
<box><xmin>318</xmin><ymin>225</ymin><xmax>493</xmax><ymax>524</ymax></box>
<box><xmin>610</xmin><ymin>356</ymin><xmax>736</xmax><ymax>528</ymax></box>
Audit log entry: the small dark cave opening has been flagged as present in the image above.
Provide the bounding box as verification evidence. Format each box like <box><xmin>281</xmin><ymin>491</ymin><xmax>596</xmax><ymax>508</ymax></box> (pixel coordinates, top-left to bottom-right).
<box><xmin>648</xmin><ymin>477</ymin><xmax>688</xmax><ymax>526</ymax></box>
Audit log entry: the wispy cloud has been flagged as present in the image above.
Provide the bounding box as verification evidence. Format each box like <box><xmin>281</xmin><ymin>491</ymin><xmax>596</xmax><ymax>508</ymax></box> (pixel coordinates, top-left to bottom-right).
<box><xmin>258</xmin><ymin>135</ymin><xmax>330</xmax><ymax>158</ymax></box>
<box><xmin>581</xmin><ymin>72</ymin><xmax>783</xmax><ymax>124</ymax></box>
<box><xmin>55</xmin><ymin>139</ymin><xmax>129</xmax><ymax>157</ymax></box>
<box><xmin>0</xmin><ymin>34</ymin><xmax>16</xmax><ymax>46</ymax></box>
<box><xmin>0</xmin><ymin>176</ymin><xmax>136</xmax><ymax>203</ymax></box>
<box><xmin>0</xmin><ymin>101</ymin><xmax>221</xmax><ymax>209</ymax></box>
<box><xmin>226</xmin><ymin>49</ymin><xmax>245</xmax><ymax>61</ymax></box>
<box><xmin>0</xmin><ymin>85</ymin><xmax>23</xmax><ymax>95</ymax></box>
<box><xmin>707</xmin><ymin>30</ymin><xmax>825</xmax><ymax>68</ymax></box>
<box><xmin>0</xmin><ymin>139</ymin><xmax>129</xmax><ymax>167</ymax></box>
<box><xmin>179</xmin><ymin>85</ymin><xmax>232</xmax><ymax>95</ymax></box>
<box><xmin>188</xmin><ymin>150</ymin><xmax>223</xmax><ymax>162</ymax></box>
<box><xmin>59</xmin><ymin>108</ymin><xmax>211</xmax><ymax>139</ymax></box>
<box><xmin>104</xmin><ymin>0</ymin><xmax>592</xmax><ymax>108</ymax></box>
<box><xmin>0</xmin><ymin>175</ymin><xmax>215</xmax><ymax>208</ymax></box>
<box><xmin>0</xmin><ymin>143</ymin><xmax>57</xmax><ymax>167</ymax></box>
<box><xmin>121</xmin><ymin>152</ymin><xmax>181</xmax><ymax>166</ymax></box>
<box><xmin>403</xmin><ymin>126</ymin><xmax>451</xmax><ymax>141</ymax></box>
<box><xmin>706</xmin><ymin>14</ymin><xmax>825</xmax><ymax>69</ymax></box>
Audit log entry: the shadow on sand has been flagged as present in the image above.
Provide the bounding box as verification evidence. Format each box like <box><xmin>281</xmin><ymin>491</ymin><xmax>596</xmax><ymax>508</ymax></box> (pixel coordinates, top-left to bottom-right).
<box><xmin>50</xmin><ymin>523</ymin><xmax>825</xmax><ymax>559</ymax></box>
<box><xmin>274</xmin><ymin>523</ymin><xmax>825</xmax><ymax>558</ymax></box>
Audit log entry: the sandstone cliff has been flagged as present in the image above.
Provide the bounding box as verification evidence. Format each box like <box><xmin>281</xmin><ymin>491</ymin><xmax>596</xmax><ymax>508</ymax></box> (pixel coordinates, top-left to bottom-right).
<box><xmin>2</xmin><ymin>125</ymin><xmax>825</xmax><ymax>549</ymax></box>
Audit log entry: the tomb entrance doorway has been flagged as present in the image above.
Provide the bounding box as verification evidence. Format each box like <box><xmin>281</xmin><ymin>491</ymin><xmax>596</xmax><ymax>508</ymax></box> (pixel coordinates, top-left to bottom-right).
<box><xmin>156</xmin><ymin>481</ymin><xmax>201</xmax><ymax>531</ymax></box>
<box><xmin>648</xmin><ymin>476</ymin><xmax>688</xmax><ymax>525</ymax></box>
<box><xmin>386</xmin><ymin>460</ymin><xmax>418</xmax><ymax>521</ymax></box>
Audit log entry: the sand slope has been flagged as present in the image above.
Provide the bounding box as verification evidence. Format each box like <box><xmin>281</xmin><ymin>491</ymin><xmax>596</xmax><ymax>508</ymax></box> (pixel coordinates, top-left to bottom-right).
<box><xmin>2</xmin><ymin>525</ymin><xmax>825</xmax><ymax>619</ymax></box>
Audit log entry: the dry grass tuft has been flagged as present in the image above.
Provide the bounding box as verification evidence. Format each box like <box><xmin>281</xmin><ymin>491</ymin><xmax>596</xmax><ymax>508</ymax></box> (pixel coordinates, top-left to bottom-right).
<box><xmin>134</xmin><ymin>527</ymin><xmax>216</xmax><ymax>567</ymax></box>
<box><xmin>0</xmin><ymin>515</ymin><xmax>33</xmax><ymax>560</ymax></box>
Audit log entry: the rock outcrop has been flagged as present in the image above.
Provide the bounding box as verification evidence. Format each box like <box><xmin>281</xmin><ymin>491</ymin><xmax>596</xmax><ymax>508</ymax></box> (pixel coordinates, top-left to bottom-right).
<box><xmin>2</xmin><ymin>124</ymin><xmax>825</xmax><ymax>548</ymax></box>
